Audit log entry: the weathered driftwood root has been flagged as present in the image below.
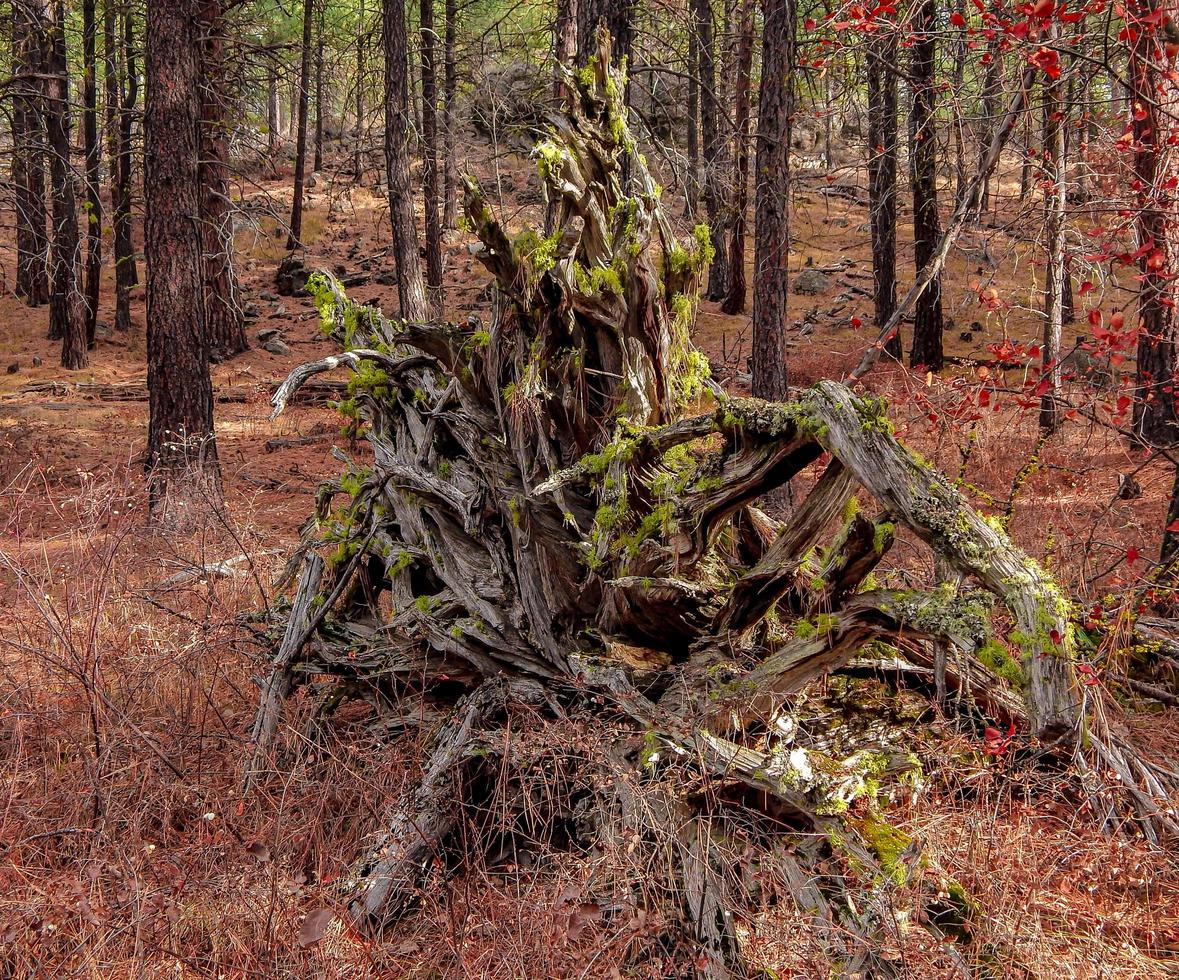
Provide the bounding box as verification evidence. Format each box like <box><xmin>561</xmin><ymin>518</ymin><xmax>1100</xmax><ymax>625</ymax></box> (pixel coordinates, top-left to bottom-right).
<box><xmin>255</xmin><ymin>31</ymin><xmax>1175</xmax><ymax>971</ymax></box>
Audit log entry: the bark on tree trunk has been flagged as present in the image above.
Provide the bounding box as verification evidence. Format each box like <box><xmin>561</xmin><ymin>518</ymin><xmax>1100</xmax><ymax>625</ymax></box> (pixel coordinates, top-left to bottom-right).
<box><xmin>1129</xmin><ymin>0</ymin><xmax>1179</xmax><ymax>446</ymax></box>
<box><xmin>287</xmin><ymin>0</ymin><xmax>315</xmax><ymax>250</ymax></box>
<box><xmin>82</xmin><ymin>0</ymin><xmax>101</xmax><ymax>348</ymax></box>
<box><xmin>1040</xmin><ymin>21</ymin><xmax>1065</xmax><ymax>433</ymax></box>
<box><xmin>44</xmin><ymin>0</ymin><xmax>88</xmax><ymax>368</ymax></box>
<box><xmin>719</xmin><ymin>0</ymin><xmax>754</xmax><ymax>316</ymax></box>
<box><xmin>11</xmin><ymin>0</ymin><xmax>50</xmax><ymax>308</ymax></box>
<box><xmin>268</xmin><ymin>66</ymin><xmax>279</xmax><ymax>161</ymax></box>
<box><xmin>867</xmin><ymin>28</ymin><xmax>900</xmax><ymax>359</ymax></box>
<box><xmin>420</xmin><ymin>0</ymin><xmax>444</xmax><ymax>316</ymax></box>
<box><xmin>383</xmin><ymin>0</ymin><xmax>428</xmax><ymax>320</ymax></box>
<box><xmin>751</xmin><ymin>0</ymin><xmax>792</xmax><ymax>400</ymax></box>
<box><xmin>686</xmin><ymin>26</ymin><xmax>699</xmax><ymax>218</ymax></box>
<box><xmin>908</xmin><ymin>0</ymin><xmax>944</xmax><ymax>373</ymax></box>
<box><xmin>145</xmin><ymin>0</ymin><xmax>221</xmax><ymax>509</ymax></box>
<box><xmin>200</xmin><ymin>0</ymin><xmax>247</xmax><ymax>357</ymax></box>
<box><xmin>314</xmin><ymin>3</ymin><xmax>325</xmax><ymax>174</ymax></box>
<box><xmin>354</xmin><ymin>0</ymin><xmax>366</xmax><ymax>180</ymax></box>
<box><xmin>114</xmin><ymin>8</ymin><xmax>139</xmax><ymax>329</ymax></box>
<box><xmin>441</xmin><ymin>0</ymin><xmax>457</xmax><ymax>228</ymax></box>
<box><xmin>695</xmin><ymin>0</ymin><xmax>730</xmax><ymax>300</ymax></box>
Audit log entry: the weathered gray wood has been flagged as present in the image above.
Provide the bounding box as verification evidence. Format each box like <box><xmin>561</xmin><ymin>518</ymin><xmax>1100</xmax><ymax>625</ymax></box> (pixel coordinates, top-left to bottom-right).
<box><xmin>243</xmin><ymin>553</ymin><xmax>324</xmax><ymax>792</ymax></box>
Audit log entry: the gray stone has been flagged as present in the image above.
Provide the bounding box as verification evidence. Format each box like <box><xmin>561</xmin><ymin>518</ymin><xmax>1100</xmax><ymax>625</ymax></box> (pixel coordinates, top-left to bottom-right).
<box><xmin>262</xmin><ymin>336</ymin><xmax>292</xmax><ymax>356</ymax></box>
<box><xmin>793</xmin><ymin>269</ymin><xmax>831</xmax><ymax>296</ymax></box>
<box><xmin>256</xmin><ymin>326</ymin><xmax>282</xmax><ymax>341</ymax></box>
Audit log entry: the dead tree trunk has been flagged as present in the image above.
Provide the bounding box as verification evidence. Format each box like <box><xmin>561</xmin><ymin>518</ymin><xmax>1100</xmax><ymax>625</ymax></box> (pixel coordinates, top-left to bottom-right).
<box><xmin>260</xmin><ymin>37</ymin><xmax>1177</xmax><ymax>966</ymax></box>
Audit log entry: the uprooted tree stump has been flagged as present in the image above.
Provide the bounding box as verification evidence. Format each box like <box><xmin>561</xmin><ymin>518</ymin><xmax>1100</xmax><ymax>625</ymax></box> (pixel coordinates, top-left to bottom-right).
<box><xmin>251</xmin><ymin>34</ymin><xmax>1176</xmax><ymax>974</ymax></box>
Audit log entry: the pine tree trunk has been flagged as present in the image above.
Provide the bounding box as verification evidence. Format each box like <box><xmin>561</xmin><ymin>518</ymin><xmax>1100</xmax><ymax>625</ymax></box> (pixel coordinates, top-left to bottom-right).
<box><xmin>719</xmin><ymin>0</ymin><xmax>753</xmax><ymax>315</ymax></box>
<box><xmin>145</xmin><ymin>0</ymin><xmax>220</xmax><ymax>508</ymax></box>
<box><xmin>382</xmin><ymin>0</ymin><xmax>428</xmax><ymax>320</ymax></box>
<box><xmin>314</xmin><ymin>4</ymin><xmax>325</xmax><ymax>173</ymax></box>
<box><xmin>200</xmin><ymin>0</ymin><xmax>247</xmax><ymax>357</ymax></box>
<box><xmin>11</xmin><ymin>0</ymin><xmax>50</xmax><ymax>307</ymax></box>
<box><xmin>694</xmin><ymin>0</ymin><xmax>730</xmax><ymax>300</ymax></box>
<box><xmin>1129</xmin><ymin>0</ymin><xmax>1179</xmax><ymax>446</ymax></box>
<box><xmin>354</xmin><ymin>0</ymin><xmax>365</xmax><ymax>180</ymax></box>
<box><xmin>82</xmin><ymin>0</ymin><xmax>101</xmax><ymax>348</ymax></box>
<box><xmin>268</xmin><ymin>67</ymin><xmax>279</xmax><ymax>161</ymax></box>
<box><xmin>44</xmin><ymin>0</ymin><xmax>88</xmax><ymax>367</ymax></box>
<box><xmin>441</xmin><ymin>0</ymin><xmax>457</xmax><ymax>228</ymax></box>
<box><xmin>867</xmin><ymin>30</ymin><xmax>900</xmax><ymax>359</ymax></box>
<box><xmin>287</xmin><ymin>0</ymin><xmax>315</xmax><ymax>250</ymax></box>
<box><xmin>114</xmin><ymin>8</ymin><xmax>139</xmax><ymax>325</ymax></box>
<box><xmin>686</xmin><ymin>27</ymin><xmax>699</xmax><ymax>218</ymax></box>
<box><xmin>752</xmin><ymin>0</ymin><xmax>792</xmax><ymax>400</ymax></box>
<box><xmin>420</xmin><ymin>0</ymin><xmax>444</xmax><ymax>316</ymax></box>
<box><xmin>908</xmin><ymin>0</ymin><xmax>944</xmax><ymax>373</ymax></box>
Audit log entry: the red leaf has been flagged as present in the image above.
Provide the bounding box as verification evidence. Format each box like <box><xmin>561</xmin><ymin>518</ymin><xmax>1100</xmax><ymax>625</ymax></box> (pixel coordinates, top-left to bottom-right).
<box><xmin>1127</xmin><ymin>546</ymin><xmax>1141</xmax><ymax>564</ymax></box>
<box><xmin>951</xmin><ymin>10</ymin><xmax>968</xmax><ymax>24</ymax></box>
<box><xmin>1166</xmin><ymin>519</ymin><xmax>1179</xmax><ymax>532</ymax></box>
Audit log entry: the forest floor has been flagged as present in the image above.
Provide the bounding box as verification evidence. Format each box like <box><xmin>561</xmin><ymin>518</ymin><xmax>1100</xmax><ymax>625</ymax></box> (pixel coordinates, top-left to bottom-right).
<box><xmin>1</xmin><ymin>143</ymin><xmax>1178</xmax><ymax>977</ymax></box>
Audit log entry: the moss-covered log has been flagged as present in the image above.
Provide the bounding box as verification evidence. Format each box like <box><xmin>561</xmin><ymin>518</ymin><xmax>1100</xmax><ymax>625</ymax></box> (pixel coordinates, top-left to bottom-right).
<box><xmin>255</xmin><ymin>31</ymin><xmax>1176</xmax><ymax>970</ymax></box>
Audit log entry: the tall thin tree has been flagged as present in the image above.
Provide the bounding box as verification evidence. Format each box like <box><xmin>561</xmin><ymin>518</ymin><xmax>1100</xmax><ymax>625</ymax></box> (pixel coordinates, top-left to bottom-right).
<box><xmin>82</xmin><ymin>0</ymin><xmax>101</xmax><ymax>347</ymax></box>
<box><xmin>287</xmin><ymin>0</ymin><xmax>316</xmax><ymax>250</ymax></box>
<box><xmin>720</xmin><ymin>0</ymin><xmax>755</xmax><ymax>315</ymax></box>
<box><xmin>1040</xmin><ymin>22</ymin><xmax>1066</xmax><ymax>432</ymax></box>
<box><xmin>200</xmin><ymin>0</ymin><xmax>248</xmax><ymax>356</ymax></box>
<box><xmin>43</xmin><ymin>0</ymin><xmax>88</xmax><ymax>367</ymax></box>
<box><xmin>11</xmin><ymin>0</ymin><xmax>50</xmax><ymax>307</ymax></box>
<box><xmin>1129</xmin><ymin>0</ymin><xmax>1179</xmax><ymax>446</ymax></box>
<box><xmin>382</xmin><ymin>0</ymin><xmax>428</xmax><ymax>320</ymax></box>
<box><xmin>751</xmin><ymin>0</ymin><xmax>793</xmax><ymax>399</ymax></box>
<box><xmin>441</xmin><ymin>0</ymin><xmax>458</xmax><ymax>228</ymax></box>
<box><xmin>421</xmin><ymin>0</ymin><xmax>444</xmax><ymax>315</ymax></box>
<box><xmin>354</xmin><ymin>0</ymin><xmax>365</xmax><ymax>179</ymax></box>
<box><xmin>867</xmin><ymin>26</ymin><xmax>900</xmax><ymax>358</ymax></box>
<box><xmin>145</xmin><ymin>0</ymin><xmax>220</xmax><ymax>507</ymax></box>
<box><xmin>908</xmin><ymin>0</ymin><xmax>944</xmax><ymax>372</ymax></box>
<box><xmin>694</xmin><ymin>0</ymin><xmax>730</xmax><ymax>299</ymax></box>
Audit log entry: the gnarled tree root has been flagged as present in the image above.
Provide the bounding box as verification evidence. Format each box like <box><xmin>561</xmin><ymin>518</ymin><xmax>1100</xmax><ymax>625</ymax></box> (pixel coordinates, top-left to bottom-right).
<box><xmin>251</xmin><ymin>30</ymin><xmax>1176</xmax><ymax>974</ymax></box>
